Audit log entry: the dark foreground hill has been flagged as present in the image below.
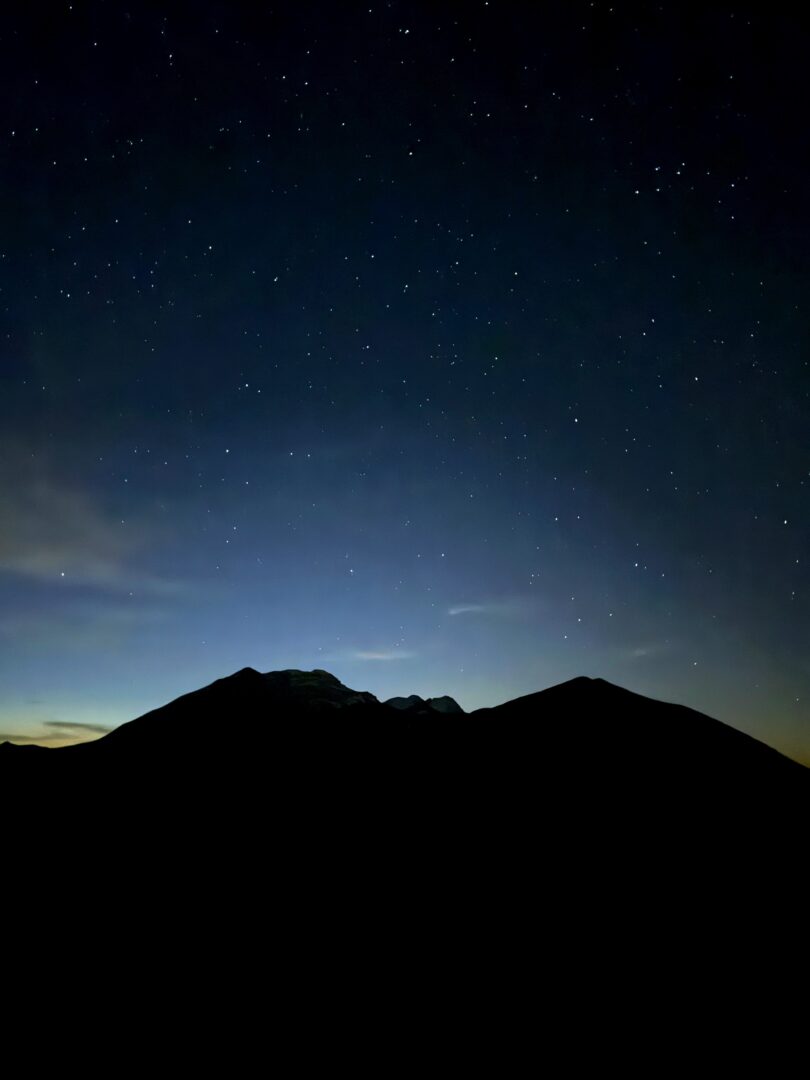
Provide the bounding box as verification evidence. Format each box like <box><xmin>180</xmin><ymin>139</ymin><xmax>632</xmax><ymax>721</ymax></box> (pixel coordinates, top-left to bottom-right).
<box><xmin>2</xmin><ymin>668</ymin><xmax>804</xmax><ymax>816</ymax></box>
<box><xmin>3</xmin><ymin>667</ymin><xmax>805</xmax><ymax>1036</ymax></box>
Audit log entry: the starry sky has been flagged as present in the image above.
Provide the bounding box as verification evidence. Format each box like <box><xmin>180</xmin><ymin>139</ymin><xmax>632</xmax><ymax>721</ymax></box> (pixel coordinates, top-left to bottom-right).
<box><xmin>1</xmin><ymin>2</ymin><xmax>807</xmax><ymax>762</ymax></box>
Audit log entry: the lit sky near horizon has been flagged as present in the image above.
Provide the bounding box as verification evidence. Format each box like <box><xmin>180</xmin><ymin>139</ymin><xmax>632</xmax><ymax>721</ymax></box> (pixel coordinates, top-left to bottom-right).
<box><xmin>1</xmin><ymin>3</ymin><xmax>807</xmax><ymax>763</ymax></box>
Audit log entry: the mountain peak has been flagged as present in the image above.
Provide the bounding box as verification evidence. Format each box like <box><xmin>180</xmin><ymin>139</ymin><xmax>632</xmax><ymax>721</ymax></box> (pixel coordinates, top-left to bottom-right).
<box><xmin>385</xmin><ymin>693</ymin><xmax>463</xmax><ymax>714</ymax></box>
<box><xmin>228</xmin><ymin>667</ymin><xmax>349</xmax><ymax>691</ymax></box>
<box><xmin>258</xmin><ymin>668</ymin><xmax>379</xmax><ymax>709</ymax></box>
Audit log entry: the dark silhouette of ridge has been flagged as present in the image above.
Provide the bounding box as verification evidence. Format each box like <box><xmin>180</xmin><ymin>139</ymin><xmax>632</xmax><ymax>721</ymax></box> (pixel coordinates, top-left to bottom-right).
<box><xmin>385</xmin><ymin>693</ymin><xmax>463</xmax><ymax>714</ymax></box>
<box><xmin>3</xmin><ymin>667</ymin><xmax>804</xmax><ymax>991</ymax></box>
<box><xmin>473</xmin><ymin>674</ymin><xmax>803</xmax><ymax>777</ymax></box>
<box><xmin>2</xmin><ymin>669</ymin><xmax>804</xmax><ymax>810</ymax></box>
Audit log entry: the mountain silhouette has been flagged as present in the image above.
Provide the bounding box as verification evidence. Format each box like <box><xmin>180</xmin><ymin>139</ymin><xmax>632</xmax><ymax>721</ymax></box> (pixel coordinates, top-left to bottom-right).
<box><xmin>385</xmin><ymin>693</ymin><xmax>463</xmax><ymax>713</ymax></box>
<box><xmin>2</xmin><ymin>669</ymin><xmax>804</xmax><ymax>810</ymax></box>
<box><xmin>3</xmin><ymin>666</ymin><xmax>804</xmax><ymax>1001</ymax></box>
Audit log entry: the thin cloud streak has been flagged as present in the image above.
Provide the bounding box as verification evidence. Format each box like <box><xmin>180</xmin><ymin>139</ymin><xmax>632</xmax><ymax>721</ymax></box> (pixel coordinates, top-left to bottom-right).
<box><xmin>43</xmin><ymin>721</ymin><xmax>113</xmax><ymax>734</ymax></box>
<box><xmin>447</xmin><ymin>599</ymin><xmax>529</xmax><ymax>618</ymax></box>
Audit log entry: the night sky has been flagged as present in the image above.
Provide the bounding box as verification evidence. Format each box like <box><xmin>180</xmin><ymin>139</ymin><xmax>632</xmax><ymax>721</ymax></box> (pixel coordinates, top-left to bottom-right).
<box><xmin>1</xmin><ymin>2</ymin><xmax>807</xmax><ymax>762</ymax></box>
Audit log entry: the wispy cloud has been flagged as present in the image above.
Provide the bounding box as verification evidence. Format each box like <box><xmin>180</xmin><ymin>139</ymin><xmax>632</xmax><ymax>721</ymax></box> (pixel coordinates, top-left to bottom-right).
<box><xmin>0</xmin><ymin>465</ymin><xmax>181</xmax><ymax>596</ymax></box>
<box><xmin>43</xmin><ymin>721</ymin><xmax>113</xmax><ymax>734</ymax></box>
<box><xmin>447</xmin><ymin>599</ymin><xmax>528</xmax><ymax>618</ymax></box>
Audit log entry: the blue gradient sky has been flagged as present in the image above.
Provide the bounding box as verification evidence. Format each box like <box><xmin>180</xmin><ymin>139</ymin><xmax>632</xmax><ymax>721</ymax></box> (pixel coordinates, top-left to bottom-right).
<box><xmin>1</xmin><ymin>2</ymin><xmax>807</xmax><ymax>763</ymax></box>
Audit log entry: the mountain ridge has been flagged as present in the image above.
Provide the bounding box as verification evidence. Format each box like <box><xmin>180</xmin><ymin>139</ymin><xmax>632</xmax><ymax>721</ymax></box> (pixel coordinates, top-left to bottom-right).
<box><xmin>0</xmin><ymin>667</ymin><xmax>805</xmax><ymax>779</ymax></box>
<box><xmin>2</xmin><ymin>668</ymin><xmax>805</xmax><ymax>889</ymax></box>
